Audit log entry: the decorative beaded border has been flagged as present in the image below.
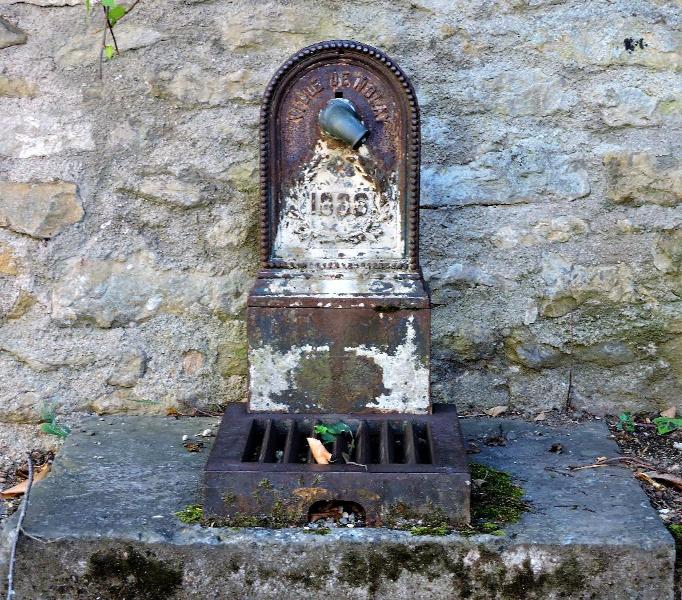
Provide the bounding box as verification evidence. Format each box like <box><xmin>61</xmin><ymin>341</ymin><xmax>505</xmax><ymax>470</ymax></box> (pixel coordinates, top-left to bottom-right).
<box><xmin>259</xmin><ymin>40</ymin><xmax>421</xmax><ymax>271</ymax></box>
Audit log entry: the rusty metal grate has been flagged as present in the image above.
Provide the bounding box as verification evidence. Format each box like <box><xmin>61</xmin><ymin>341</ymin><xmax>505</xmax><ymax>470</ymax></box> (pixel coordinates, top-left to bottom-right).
<box><xmin>203</xmin><ymin>404</ymin><xmax>470</xmax><ymax>526</ymax></box>
<box><xmin>242</xmin><ymin>417</ymin><xmax>434</xmax><ymax>465</ymax></box>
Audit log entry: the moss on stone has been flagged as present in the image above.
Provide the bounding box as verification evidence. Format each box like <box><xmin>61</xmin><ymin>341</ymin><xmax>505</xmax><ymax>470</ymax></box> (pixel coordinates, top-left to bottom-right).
<box><xmin>409</xmin><ymin>525</ymin><xmax>449</xmax><ymax>536</ymax></box>
<box><xmin>469</xmin><ymin>462</ymin><xmax>527</xmax><ymax>534</ymax></box>
<box><xmin>86</xmin><ymin>545</ymin><xmax>182</xmax><ymax>600</ymax></box>
<box><xmin>303</xmin><ymin>527</ymin><xmax>332</xmax><ymax>535</ymax></box>
<box><xmin>337</xmin><ymin>543</ymin><xmax>592</xmax><ymax>598</ymax></box>
<box><xmin>383</xmin><ymin>501</ymin><xmax>451</xmax><ymax>530</ymax></box>
<box><xmin>175</xmin><ymin>504</ymin><xmax>203</xmax><ymax>524</ymax></box>
<box><xmin>669</xmin><ymin>523</ymin><xmax>682</xmax><ymax>540</ymax></box>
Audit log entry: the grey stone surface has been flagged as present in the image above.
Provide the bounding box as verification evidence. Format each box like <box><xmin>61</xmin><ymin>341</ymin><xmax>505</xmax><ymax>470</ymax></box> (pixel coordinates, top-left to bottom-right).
<box><xmin>0</xmin><ymin>16</ymin><xmax>26</xmax><ymax>49</ymax></box>
<box><xmin>0</xmin><ymin>0</ymin><xmax>681</xmax><ymax>440</ymax></box>
<box><xmin>0</xmin><ymin>416</ymin><xmax>674</xmax><ymax>599</ymax></box>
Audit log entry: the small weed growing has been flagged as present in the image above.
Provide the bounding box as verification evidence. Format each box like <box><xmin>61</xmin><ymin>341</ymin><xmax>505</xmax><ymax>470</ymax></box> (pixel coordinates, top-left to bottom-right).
<box><xmin>40</xmin><ymin>403</ymin><xmax>71</xmax><ymax>438</ymax></box>
<box><xmin>616</xmin><ymin>412</ymin><xmax>635</xmax><ymax>433</ymax></box>
<box><xmin>652</xmin><ymin>417</ymin><xmax>682</xmax><ymax>435</ymax></box>
<box><xmin>314</xmin><ymin>422</ymin><xmax>352</xmax><ymax>444</ymax></box>
<box><xmin>175</xmin><ymin>504</ymin><xmax>203</xmax><ymax>524</ymax></box>
<box><xmin>303</xmin><ymin>527</ymin><xmax>331</xmax><ymax>535</ymax></box>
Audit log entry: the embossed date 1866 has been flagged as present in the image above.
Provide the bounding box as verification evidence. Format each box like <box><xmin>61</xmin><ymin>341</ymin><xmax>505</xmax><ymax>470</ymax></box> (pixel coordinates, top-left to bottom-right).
<box><xmin>309</xmin><ymin>191</ymin><xmax>371</xmax><ymax>217</ymax></box>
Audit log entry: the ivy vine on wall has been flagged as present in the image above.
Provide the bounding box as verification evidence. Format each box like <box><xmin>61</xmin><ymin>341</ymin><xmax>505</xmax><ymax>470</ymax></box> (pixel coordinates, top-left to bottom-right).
<box><xmin>86</xmin><ymin>0</ymin><xmax>141</xmax><ymax>78</ymax></box>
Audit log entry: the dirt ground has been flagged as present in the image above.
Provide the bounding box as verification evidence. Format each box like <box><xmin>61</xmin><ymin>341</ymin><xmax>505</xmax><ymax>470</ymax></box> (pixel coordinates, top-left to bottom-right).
<box><xmin>608</xmin><ymin>415</ymin><xmax>682</xmax><ymax>531</ymax></box>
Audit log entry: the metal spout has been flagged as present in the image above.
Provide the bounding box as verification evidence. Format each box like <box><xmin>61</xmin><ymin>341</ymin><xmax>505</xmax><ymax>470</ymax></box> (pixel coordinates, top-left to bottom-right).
<box><xmin>318</xmin><ymin>98</ymin><xmax>369</xmax><ymax>149</ymax></box>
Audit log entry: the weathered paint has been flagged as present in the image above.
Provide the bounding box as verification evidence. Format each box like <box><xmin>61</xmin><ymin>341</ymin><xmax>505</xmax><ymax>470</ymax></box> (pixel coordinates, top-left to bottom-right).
<box><xmin>273</xmin><ymin>140</ymin><xmax>401</xmax><ymax>263</ymax></box>
<box><xmin>245</xmin><ymin>41</ymin><xmax>432</xmax><ymax>415</ymax></box>
<box><xmin>344</xmin><ymin>316</ymin><xmax>429</xmax><ymax>413</ymax></box>
<box><xmin>247</xmin><ymin>307</ymin><xmax>429</xmax><ymax>413</ymax></box>
<box><xmin>249</xmin><ymin>343</ymin><xmax>331</xmax><ymax>411</ymax></box>
<box><xmin>260</xmin><ymin>272</ymin><xmax>420</xmax><ymax>298</ymax></box>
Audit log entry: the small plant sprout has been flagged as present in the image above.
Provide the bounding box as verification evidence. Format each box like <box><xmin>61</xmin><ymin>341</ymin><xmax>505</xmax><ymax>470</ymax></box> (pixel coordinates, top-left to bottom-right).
<box><xmin>616</xmin><ymin>412</ymin><xmax>635</xmax><ymax>433</ymax></box>
<box><xmin>652</xmin><ymin>417</ymin><xmax>682</xmax><ymax>435</ymax></box>
<box><xmin>313</xmin><ymin>422</ymin><xmax>352</xmax><ymax>444</ymax></box>
<box><xmin>40</xmin><ymin>403</ymin><xmax>71</xmax><ymax>438</ymax></box>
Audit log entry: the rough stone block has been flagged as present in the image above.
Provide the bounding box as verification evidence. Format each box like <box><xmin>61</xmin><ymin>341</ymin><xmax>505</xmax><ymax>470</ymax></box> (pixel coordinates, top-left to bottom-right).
<box><xmin>0</xmin><ymin>17</ymin><xmax>26</xmax><ymax>49</ymax></box>
<box><xmin>0</xmin><ymin>416</ymin><xmax>674</xmax><ymax>599</ymax></box>
<box><xmin>0</xmin><ymin>181</ymin><xmax>83</xmax><ymax>239</ymax></box>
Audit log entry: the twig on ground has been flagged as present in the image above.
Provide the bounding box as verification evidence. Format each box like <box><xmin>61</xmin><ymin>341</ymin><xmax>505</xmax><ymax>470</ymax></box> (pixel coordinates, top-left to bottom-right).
<box><xmin>5</xmin><ymin>454</ymin><xmax>34</xmax><ymax>600</ymax></box>
<box><xmin>634</xmin><ymin>472</ymin><xmax>666</xmax><ymax>491</ymax></box>
<box><xmin>544</xmin><ymin>466</ymin><xmax>575</xmax><ymax>477</ymax></box>
<box><xmin>568</xmin><ymin>456</ymin><xmax>659</xmax><ymax>471</ymax></box>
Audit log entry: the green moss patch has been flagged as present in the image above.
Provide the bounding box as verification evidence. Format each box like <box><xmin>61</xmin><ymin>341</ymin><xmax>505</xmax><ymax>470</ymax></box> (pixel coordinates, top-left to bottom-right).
<box><xmin>303</xmin><ymin>527</ymin><xmax>332</xmax><ymax>535</ymax></box>
<box><xmin>175</xmin><ymin>504</ymin><xmax>203</xmax><ymax>524</ymax></box>
<box><xmin>468</xmin><ymin>463</ymin><xmax>527</xmax><ymax>535</ymax></box>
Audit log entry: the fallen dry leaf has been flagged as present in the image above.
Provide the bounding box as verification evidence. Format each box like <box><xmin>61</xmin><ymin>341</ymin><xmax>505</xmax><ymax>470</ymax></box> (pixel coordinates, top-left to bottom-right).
<box><xmin>0</xmin><ymin>463</ymin><xmax>50</xmax><ymax>499</ymax></box>
<box><xmin>182</xmin><ymin>440</ymin><xmax>204</xmax><ymax>453</ymax></box>
<box><xmin>534</xmin><ymin>412</ymin><xmax>547</xmax><ymax>421</ymax></box>
<box><xmin>660</xmin><ymin>406</ymin><xmax>677</xmax><ymax>418</ymax></box>
<box><xmin>307</xmin><ymin>438</ymin><xmax>332</xmax><ymax>464</ymax></box>
<box><xmin>485</xmin><ymin>405</ymin><xmax>508</xmax><ymax>417</ymax></box>
<box><xmin>642</xmin><ymin>471</ymin><xmax>682</xmax><ymax>491</ymax></box>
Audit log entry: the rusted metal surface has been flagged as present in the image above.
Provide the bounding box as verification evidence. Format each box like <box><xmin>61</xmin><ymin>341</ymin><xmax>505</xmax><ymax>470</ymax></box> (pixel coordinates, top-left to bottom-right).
<box><xmin>248</xmin><ymin>306</ymin><xmax>430</xmax><ymax>413</ymax></box>
<box><xmin>247</xmin><ymin>40</ymin><xmax>430</xmax><ymax>414</ymax></box>
<box><xmin>204</xmin><ymin>404</ymin><xmax>470</xmax><ymax>527</ymax></box>
<box><xmin>207</xmin><ymin>41</ymin><xmax>469</xmax><ymax>525</ymax></box>
<box><xmin>259</xmin><ymin>40</ymin><xmax>420</xmax><ymax>272</ymax></box>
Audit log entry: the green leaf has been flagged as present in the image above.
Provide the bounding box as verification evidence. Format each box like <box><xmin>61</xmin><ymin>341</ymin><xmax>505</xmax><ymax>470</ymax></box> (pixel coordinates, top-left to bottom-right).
<box><xmin>41</xmin><ymin>422</ymin><xmax>71</xmax><ymax>438</ymax></box>
<box><xmin>40</xmin><ymin>402</ymin><xmax>57</xmax><ymax>424</ymax></box>
<box><xmin>104</xmin><ymin>44</ymin><xmax>115</xmax><ymax>60</ymax></box>
<box><xmin>107</xmin><ymin>5</ymin><xmax>126</xmax><ymax>25</ymax></box>
<box><xmin>326</xmin><ymin>421</ymin><xmax>352</xmax><ymax>435</ymax></box>
<box><xmin>85</xmin><ymin>0</ymin><xmax>91</xmax><ymax>15</ymax></box>
<box><xmin>101</xmin><ymin>0</ymin><xmax>115</xmax><ymax>7</ymax></box>
<box><xmin>653</xmin><ymin>417</ymin><xmax>682</xmax><ymax>435</ymax></box>
<box><xmin>616</xmin><ymin>412</ymin><xmax>635</xmax><ymax>432</ymax></box>
<box><xmin>319</xmin><ymin>432</ymin><xmax>336</xmax><ymax>444</ymax></box>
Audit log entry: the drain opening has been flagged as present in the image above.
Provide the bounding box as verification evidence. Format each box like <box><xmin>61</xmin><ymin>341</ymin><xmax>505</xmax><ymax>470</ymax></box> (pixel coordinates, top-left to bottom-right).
<box><xmin>307</xmin><ymin>500</ymin><xmax>366</xmax><ymax>528</ymax></box>
<box><xmin>241</xmin><ymin>417</ymin><xmax>435</xmax><ymax>465</ymax></box>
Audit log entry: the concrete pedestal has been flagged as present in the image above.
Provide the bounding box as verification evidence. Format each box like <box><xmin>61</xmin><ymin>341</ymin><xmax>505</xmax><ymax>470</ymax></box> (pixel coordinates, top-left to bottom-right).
<box><xmin>0</xmin><ymin>415</ymin><xmax>675</xmax><ymax>599</ymax></box>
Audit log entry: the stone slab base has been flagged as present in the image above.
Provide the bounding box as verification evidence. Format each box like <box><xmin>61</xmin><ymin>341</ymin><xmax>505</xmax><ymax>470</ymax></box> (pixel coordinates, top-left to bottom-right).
<box><xmin>0</xmin><ymin>414</ymin><xmax>675</xmax><ymax>599</ymax></box>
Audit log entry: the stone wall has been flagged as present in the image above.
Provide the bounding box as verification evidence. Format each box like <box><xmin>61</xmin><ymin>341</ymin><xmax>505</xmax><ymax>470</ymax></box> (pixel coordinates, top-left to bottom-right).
<box><xmin>0</xmin><ymin>0</ymin><xmax>680</xmax><ymax>442</ymax></box>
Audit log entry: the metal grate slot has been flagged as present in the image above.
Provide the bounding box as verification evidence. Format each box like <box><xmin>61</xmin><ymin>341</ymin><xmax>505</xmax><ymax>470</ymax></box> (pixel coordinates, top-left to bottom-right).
<box><xmin>354</xmin><ymin>420</ymin><xmax>370</xmax><ymax>464</ymax></box>
<box><xmin>414</xmin><ymin>422</ymin><xmax>433</xmax><ymax>464</ymax></box>
<box><xmin>241</xmin><ymin>416</ymin><xmax>435</xmax><ymax>465</ymax></box>
<box><xmin>281</xmin><ymin>419</ymin><xmax>298</xmax><ymax>463</ymax></box>
<box><xmin>242</xmin><ymin>419</ymin><xmax>266</xmax><ymax>462</ymax></box>
<box><xmin>379</xmin><ymin>421</ymin><xmax>392</xmax><ymax>464</ymax></box>
<box><xmin>257</xmin><ymin>419</ymin><xmax>274</xmax><ymax>462</ymax></box>
<box><xmin>392</xmin><ymin>422</ymin><xmax>408</xmax><ymax>463</ymax></box>
<box><xmin>404</xmin><ymin>422</ymin><xmax>418</xmax><ymax>464</ymax></box>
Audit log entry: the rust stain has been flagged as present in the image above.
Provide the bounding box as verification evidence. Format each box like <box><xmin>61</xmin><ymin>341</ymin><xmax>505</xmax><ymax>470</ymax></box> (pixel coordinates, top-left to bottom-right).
<box><xmin>355</xmin><ymin>488</ymin><xmax>381</xmax><ymax>501</ymax></box>
<box><xmin>291</xmin><ymin>487</ymin><xmax>330</xmax><ymax>502</ymax></box>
